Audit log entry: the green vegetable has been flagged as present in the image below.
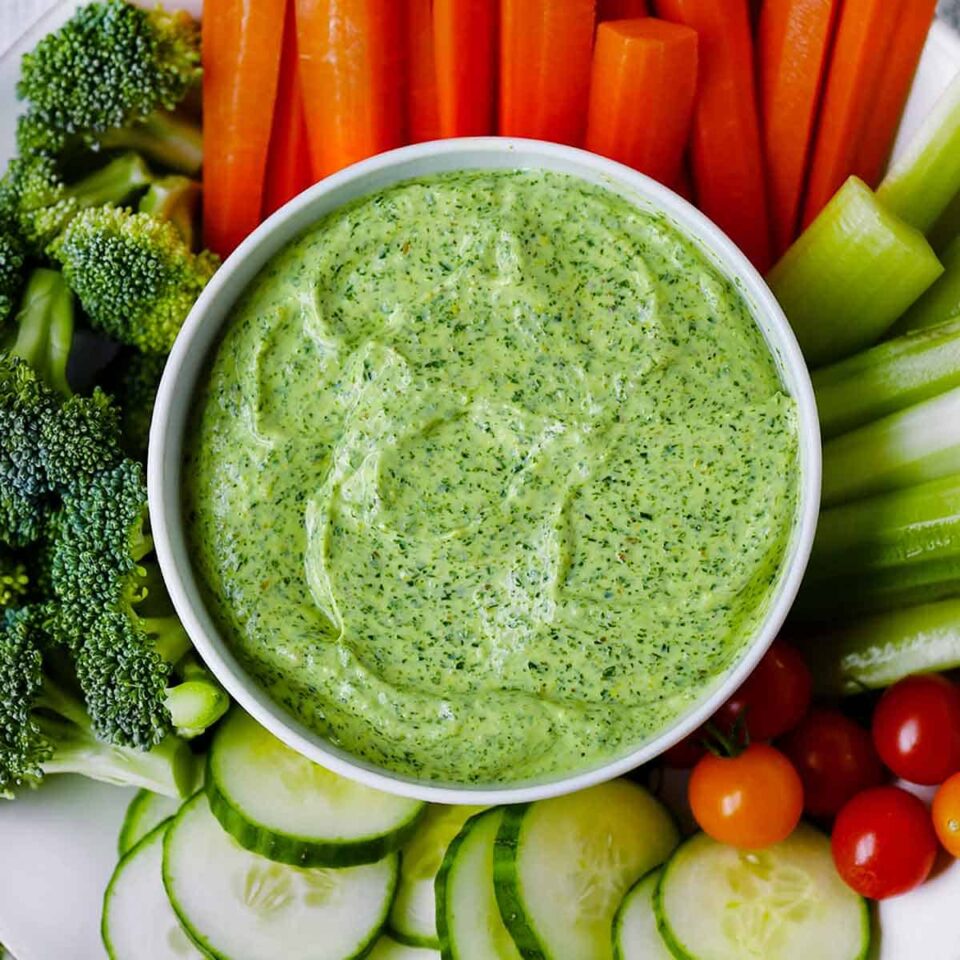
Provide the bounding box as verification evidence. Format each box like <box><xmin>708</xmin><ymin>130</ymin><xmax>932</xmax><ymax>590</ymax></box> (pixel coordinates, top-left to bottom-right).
<box><xmin>138</xmin><ymin>174</ymin><xmax>200</xmax><ymax>247</ymax></box>
<box><xmin>768</xmin><ymin>177</ymin><xmax>943</xmax><ymax>367</ymax></box>
<box><xmin>802</xmin><ymin>597</ymin><xmax>960</xmax><ymax>696</ymax></box>
<box><xmin>0</xmin><ymin>212</ymin><xmax>26</xmax><ymax>329</ymax></box>
<box><xmin>0</xmin><ymin>549</ymin><xmax>28</xmax><ymax>612</ymax></box>
<box><xmin>929</xmin><ymin>189</ymin><xmax>960</xmax><ymax>253</ymax></box>
<box><xmin>613</xmin><ymin>869</ymin><xmax>673</xmax><ymax>960</ymax></box>
<box><xmin>0</xmin><ymin>607</ymin><xmax>194</xmax><ymax>798</ymax></box>
<box><xmin>821</xmin><ymin>386</ymin><xmax>960</xmax><ymax>507</ymax></box>
<box><xmin>895</xmin><ymin>234</ymin><xmax>960</xmax><ymax>334</ymax></box>
<box><xmin>6</xmin><ymin>268</ymin><xmax>75</xmax><ymax>396</ymax></box>
<box><xmin>100</xmin><ymin>110</ymin><xmax>203</xmax><ymax>176</ymax></box>
<box><xmin>117</xmin><ymin>788</ymin><xmax>180</xmax><ymax>856</ymax></box>
<box><xmin>813</xmin><ymin>315</ymin><xmax>960</xmax><ymax>439</ymax></box>
<box><xmin>878</xmin><ymin>72</ymin><xmax>960</xmax><ymax>234</ymax></box>
<box><xmin>102</xmin><ymin>350</ymin><xmax>166</xmax><ymax>459</ymax></box>
<box><xmin>17</xmin><ymin>0</ymin><xmax>200</xmax><ymax>147</ymax></box>
<box><xmin>50</xmin><ymin>205</ymin><xmax>218</xmax><ymax>355</ymax></box>
<box><xmin>796</xmin><ymin>474</ymin><xmax>960</xmax><ymax>619</ymax></box>
<box><xmin>164</xmin><ymin>654</ymin><xmax>227</xmax><ymax>738</ymax></box>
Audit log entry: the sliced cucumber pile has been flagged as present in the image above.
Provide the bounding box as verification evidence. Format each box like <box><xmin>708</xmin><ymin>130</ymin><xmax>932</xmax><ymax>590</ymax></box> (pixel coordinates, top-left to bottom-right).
<box><xmin>207</xmin><ymin>710</ymin><xmax>425</xmax><ymax>867</ymax></box>
<box><xmin>494</xmin><ymin>780</ymin><xmax>679</xmax><ymax>960</ymax></box>
<box><xmin>436</xmin><ymin>809</ymin><xmax>523</xmax><ymax>960</ymax></box>
<box><xmin>390</xmin><ymin>804</ymin><xmax>485</xmax><ymax>947</ymax></box>
<box><xmin>117</xmin><ymin>790</ymin><xmax>181</xmax><ymax>856</ymax></box>
<box><xmin>613</xmin><ymin>868</ymin><xmax>673</xmax><ymax>960</ymax></box>
<box><xmin>164</xmin><ymin>792</ymin><xmax>398</xmax><ymax>960</ymax></box>
<box><xmin>102</xmin><ymin>820</ymin><xmax>205</xmax><ymax>960</ymax></box>
<box><xmin>369</xmin><ymin>935</ymin><xmax>441</xmax><ymax>959</ymax></box>
<box><xmin>656</xmin><ymin>824</ymin><xmax>870</xmax><ymax>960</ymax></box>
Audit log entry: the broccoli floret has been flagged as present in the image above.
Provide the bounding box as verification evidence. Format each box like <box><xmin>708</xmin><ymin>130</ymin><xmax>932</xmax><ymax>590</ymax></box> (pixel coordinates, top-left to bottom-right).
<box><xmin>3</xmin><ymin>148</ymin><xmax>152</xmax><ymax>254</ymax></box>
<box><xmin>50</xmin><ymin>205</ymin><xmax>218</xmax><ymax>355</ymax></box>
<box><xmin>17</xmin><ymin>0</ymin><xmax>201</xmax><ymax>140</ymax></box>
<box><xmin>0</xmin><ymin>607</ymin><xmax>194</xmax><ymax>798</ymax></box>
<box><xmin>0</xmin><ymin>214</ymin><xmax>27</xmax><ymax>329</ymax></box>
<box><xmin>0</xmin><ymin>354</ymin><xmax>122</xmax><ymax>546</ymax></box>
<box><xmin>6</xmin><ymin>269</ymin><xmax>75</xmax><ymax>396</ymax></box>
<box><xmin>139</xmin><ymin>174</ymin><xmax>200</xmax><ymax>247</ymax></box>
<box><xmin>103</xmin><ymin>349</ymin><xmax>166</xmax><ymax>459</ymax></box>
<box><xmin>0</xmin><ymin>551</ymin><xmax>28</xmax><ymax>613</ymax></box>
<box><xmin>45</xmin><ymin>459</ymin><xmax>191</xmax><ymax>747</ymax></box>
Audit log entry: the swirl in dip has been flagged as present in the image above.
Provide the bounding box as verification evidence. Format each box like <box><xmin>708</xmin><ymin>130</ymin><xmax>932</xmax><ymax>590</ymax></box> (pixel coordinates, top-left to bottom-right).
<box><xmin>186</xmin><ymin>169</ymin><xmax>799</xmax><ymax>785</ymax></box>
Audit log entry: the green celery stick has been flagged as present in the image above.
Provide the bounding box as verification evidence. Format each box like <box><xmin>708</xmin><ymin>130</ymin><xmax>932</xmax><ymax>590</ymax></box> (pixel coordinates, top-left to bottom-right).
<box><xmin>813</xmin><ymin>315</ymin><xmax>960</xmax><ymax>438</ymax></box>
<box><xmin>796</xmin><ymin>474</ymin><xmax>960</xmax><ymax>619</ymax></box>
<box><xmin>821</xmin><ymin>385</ymin><xmax>960</xmax><ymax>506</ymax></box>
<box><xmin>895</xmin><ymin>234</ymin><xmax>960</xmax><ymax>333</ymax></box>
<box><xmin>878</xmin><ymin>72</ymin><xmax>960</xmax><ymax>233</ymax></box>
<box><xmin>929</xmin><ymin>188</ymin><xmax>960</xmax><ymax>252</ymax></box>
<box><xmin>768</xmin><ymin>177</ymin><xmax>942</xmax><ymax>367</ymax></box>
<box><xmin>802</xmin><ymin>597</ymin><xmax>960</xmax><ymax>696</ymax></box>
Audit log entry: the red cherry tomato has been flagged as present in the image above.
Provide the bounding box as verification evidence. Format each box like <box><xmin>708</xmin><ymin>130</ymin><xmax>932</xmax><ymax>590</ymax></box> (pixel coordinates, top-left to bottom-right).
<box><xmin>714</xmin><ymin>639</ymin><xmax>812</xmax><ymax>741</ymax></box>
<box><xmin>871</xmin><ymin>674</ymin><xmax>960</xmax><ymax>785</ymax></box>
<box><xmin>688</xmin><ymin>743</ymin><xmax>803</xmax><ymax>849</ymax></box>
<box><xmin>662</xmin><ymin>733</ymin><xmax>706</xmax><ymax>768</ymax></box>
<box><xmin>831</xmin><ymin>786</ymin><xmax>938</xmax><ymax>899</ymax></box>
<box><xmin>781</xmin><ymin>708</ymin><xmax>885</xmax><ymax>817</ymax></box>
<box><xmin>933</xmin><ymin>772</ymin><xmax>960</xmax><ymax>858</ymax></box>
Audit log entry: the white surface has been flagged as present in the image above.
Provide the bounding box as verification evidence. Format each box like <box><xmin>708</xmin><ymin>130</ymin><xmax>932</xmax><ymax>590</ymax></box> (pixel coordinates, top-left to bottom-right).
<box><xmin>0</xmin><ymin>2</ymin><xmax>959</xmax><ymax>958</ymax></box>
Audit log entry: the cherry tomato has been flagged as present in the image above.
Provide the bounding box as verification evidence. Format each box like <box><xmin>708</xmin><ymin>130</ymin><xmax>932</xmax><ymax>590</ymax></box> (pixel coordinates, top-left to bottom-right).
<box><xmin>871</xmin><ymin>674</ymin><xmax>960</xmax><ymax>785</ymax></box>
<box><xmin>689</xmin><ymin>743</ymin><xmax>803</xmax><ymax>848</ymax></box>
<box><xmin>781</xmin><ymin>708</ymin><xmax>885</xmax><ymax>817</ymax></box>
<box><xmin>714</xmin><ymin>639</ymin><xmax>812</xmax><ymax>741</ymax></box>
<box><xmin>832</xmin><ymin>786</ymin><xmax>937</xmax><ymax>899</ymax></box>
<box><xmin>933</xmin><ymin>772</ymin><xmax>960</xmax><ymax>857</ymax></box>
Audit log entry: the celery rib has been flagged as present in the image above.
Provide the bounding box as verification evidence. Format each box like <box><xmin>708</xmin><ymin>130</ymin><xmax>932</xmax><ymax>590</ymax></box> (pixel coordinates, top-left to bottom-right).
<box><xmin>894</xmin><ymin>234</ymin><xmax>960</xmax><ymax>334</ymax></box>
<box><xmin>768</xmin><ymin>177</ymin><xmax>942</xmax><ymax>367</ymax></box>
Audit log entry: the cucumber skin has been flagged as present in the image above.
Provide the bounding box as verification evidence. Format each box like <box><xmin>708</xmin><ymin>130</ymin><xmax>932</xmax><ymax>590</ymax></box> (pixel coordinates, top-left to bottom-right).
<box><xmin>164</xmin><ymin>792</ymin><xmax>399</xmax><ymax>960</ymax></box>
<box><xmin>491</xmin><ymin>805</ymin><xmax>547</xmax><ymax>960</ymax></box>
<box><xmin>388</xmin><ymin>919</ymin><xmax>439</xmax><ymax>952</ymax></box>
<box><xmin>612</xmin><ymin>868</ymin><xmax>662</xmax><ymax>960</ymax></box>
<box><xmin>117</xmin><ymin>790</ymin><xmax>151</xmax><ymax>857</ymax></box>
<box><xmin>652</xmin><ymin>832</ymin><xmax>872</xmax><ymax>960</ymax></box>
<box><xmin>206</xmin><ymin>757</ymin><xmax>425</xmax><ymax>868</ymax></box>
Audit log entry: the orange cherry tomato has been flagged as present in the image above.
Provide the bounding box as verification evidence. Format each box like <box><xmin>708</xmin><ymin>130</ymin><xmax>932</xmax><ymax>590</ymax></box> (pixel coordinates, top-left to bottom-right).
<box><xmin>933</xmin><ymin>772</ymin><xmax>960</xmax><ymax>857</ymax></box>
<box><xmin>689</xmin><ymin>742</ymin><xmax>804</xmax><ymax>849</ymax></box>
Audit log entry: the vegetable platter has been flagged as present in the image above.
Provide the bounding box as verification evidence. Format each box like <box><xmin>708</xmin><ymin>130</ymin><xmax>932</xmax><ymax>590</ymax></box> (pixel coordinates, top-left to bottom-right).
<box><xmin>3</xmin><ymin>2</ymin><xmax>960</xmax><ymax>959</ymax></box>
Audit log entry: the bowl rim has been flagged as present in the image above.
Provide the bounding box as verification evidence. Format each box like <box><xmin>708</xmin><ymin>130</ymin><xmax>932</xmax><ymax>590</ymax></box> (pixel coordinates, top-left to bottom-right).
<box><xmin>149</xmin><ymin>137</ymin><xmax>821</xmax><ymax>805</ymax></box>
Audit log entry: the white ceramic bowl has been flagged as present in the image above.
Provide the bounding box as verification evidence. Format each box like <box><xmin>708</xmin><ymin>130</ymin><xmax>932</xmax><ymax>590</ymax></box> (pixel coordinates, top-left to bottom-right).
<box><xmin>149</xmin><ymin>138</ymin><xmax>821</xmax><ymax>804</ymax></box>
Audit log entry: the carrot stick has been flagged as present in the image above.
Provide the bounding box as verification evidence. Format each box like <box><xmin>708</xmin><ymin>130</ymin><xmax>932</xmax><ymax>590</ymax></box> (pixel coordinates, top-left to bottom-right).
<box><xmin>758</xmin><ymin>0</ymin><xmax>841</xmax><ymax>257</ymax></box>
<box><xmin>597</xmin><ymin>0</ymin><xmax>648</xmax><ymax>19</ymax></box>
<box><xmin>853</xmin><ymin>0</ymin><xmax>938</xmax><ymax>187</ymax></box>
<box><xmin>499</xmin><ymin>0</ymin><xmax>597</xmax><ymax>145</ymax></box>
<box><xmin>434</xmin><ymin>0</ymin><xmax>498</xmax><ymax>137</ymax></box>
<box><xmin>202</xmin><ymin>0</ymin><xmax>286</xmax><ymax>256</ymax></box>
<box><xmin>585</xmin><ymin>19</ymin><xmax>697</xmax><ymax>186</ymax></box>
<box><xmin>654</xmin><ymin>0</ymin><xmax>772</xmax><ymax>270</ymax></box>
<box><xmin>262</xmin><ymin>0</ymin><xmax>314</xmax><ymax>217</ymax></box>
<box><xmin>406</xmin><ymin>0</ymin><xmax>442</xmax><ymax>142</ymax></box>
<box><xmin>801</xmin><ymin>0</ymin><xmax>899</xmax><ymax>228</ymax></box>
<box><xmin>295</xmin><ymin>0</ymin><xmax>406</xmax><ymax>179</ymax></box>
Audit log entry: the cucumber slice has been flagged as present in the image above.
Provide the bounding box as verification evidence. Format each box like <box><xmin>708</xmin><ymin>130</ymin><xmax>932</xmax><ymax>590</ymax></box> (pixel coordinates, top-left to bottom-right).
<box><xmin>436</xmin><ymin>809</ymin><xmax>522</xmax><ymax>960</ymax></box>
<box><xmin>613</xmin><ymin>869</ymin><xmax>673</xmax><ymax>960</ymax></box>
<box><xmin>494</xmin><ymin>780</ymin><xmax>679</xmax><ymax>960</ymax></box>
<box><xmin>656</xmin><ymin>825</ymin><xmax>870</xmax><ymax>960</ymax></box>
<box><xmin>207</xmin><ymin>710</ymin><xmax>424</xmax><ymax>867</ymax></box>
<box><xmin>163</xmin><ymin>792</ymin><xmax>397</xmax><ymax>960</ymax></box>
<box><xmin>390</xmin><ymin>805</ymin><xmax>485</xmax><ymax>947</ymax></box>
<box><xmin>102</xmin><ymin>820</ymin><xmax>205</xmax><ymax>960</ymax></box>
<box><xmin>369</xmin><ymin>936</ymin><xmax>441</xmax><ymax>959</ymax></box>
<box><xmin>118</xmin><ymin>790</ymin><xmax>181</xmax><ymax>856</ymax></box>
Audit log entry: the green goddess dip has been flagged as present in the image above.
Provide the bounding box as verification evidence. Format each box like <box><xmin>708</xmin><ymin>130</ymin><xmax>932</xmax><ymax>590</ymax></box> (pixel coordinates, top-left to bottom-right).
<box><xmin>186</xmin><ymin>170</ymin><xmax>799</xmax><ymax>785</ymax></box>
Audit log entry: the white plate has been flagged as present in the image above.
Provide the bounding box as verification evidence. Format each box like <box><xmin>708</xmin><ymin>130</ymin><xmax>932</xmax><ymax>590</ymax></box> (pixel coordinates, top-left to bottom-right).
<box><xmin>1</xmin><ymin>4</ymin><xmax>960</xmax><ymax>958</ymax></box>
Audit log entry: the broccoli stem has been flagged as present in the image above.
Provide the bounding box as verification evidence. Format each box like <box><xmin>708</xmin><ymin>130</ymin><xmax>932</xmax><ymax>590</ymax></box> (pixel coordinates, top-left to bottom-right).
<box><xmin>66</xmin><ymin>152</ymin><xmax>152</xmax><ymax>209</ymax></box>
<box><xmin>8</xmin><ymin>268</ymin><xmax>75</xmax><ymax>396</ymax></box>
<box><xmin>35</xmin><ymin>675</ymin><xmax>196</xmax><ymax>798</ymax></box>
<box><xmin>99</xmin><ymin>111</ymin><xmax>202</xmax><ymax>176</ymax></box>
<box><xmin>165</xmin><ymin>678</ymin><xmax>229</xmax><ymax>739</ymax></box>
<box><xmin>139</xmin><ymin>174</ymin><xmax>200</xmax><ymax>247</ymax></box>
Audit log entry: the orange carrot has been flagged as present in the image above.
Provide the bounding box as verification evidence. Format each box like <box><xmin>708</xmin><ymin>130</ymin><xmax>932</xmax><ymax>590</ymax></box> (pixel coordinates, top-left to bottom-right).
<box><xmin>854</xmin><ymin>0</ymin><xmax>938</xmax><ymax>186</ymax></box>
<box><xmin>655</xmin><ymin>0</ymin><xmax>772</xmax><ymax>270</ymax></box>
<box><xmin>295</xmin><ymin>0</ymin><xmax>406</xmax><ymax>179</ymax></box>
<box><xmin>202</xmin><ymin>0</ymin><xmax>286</xmax><ymax>256</ymax></box>
<box><xmin>262</xmin><ymin>0</ymin><xmax>314</xmax><ymax>217</ymax></box>
<box><xmin>758</xmin><ymin>0</ymin><xmax>840</xmax><ymax>257</ymax></box>
<box><xmin>585</xmin><ymin>19</ymin><xmax>697</xmax><ymax>186</ymax></box>
<box><xmin>407</xmin><ymin>0</ymin><xmax>442</xmax><ymax>142</ymax></box>
<box><xmin>801</xmin><ymin>0</ymin><xmax>899</xmax><ymax>227</ymax></box>
<box><xmin>434</xmin><ymin>0</ymin><xmax>498</xmax><ymax>137</ymax></box>
<box><xmin>597</xmin><ymin>0</ymin><xmax>648</xmax><ymax>19</ymax></box>
<box><xmin>499</xmin><ymin>0</ymin><xmax>597</xmax><ymax>145</ymax></box>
